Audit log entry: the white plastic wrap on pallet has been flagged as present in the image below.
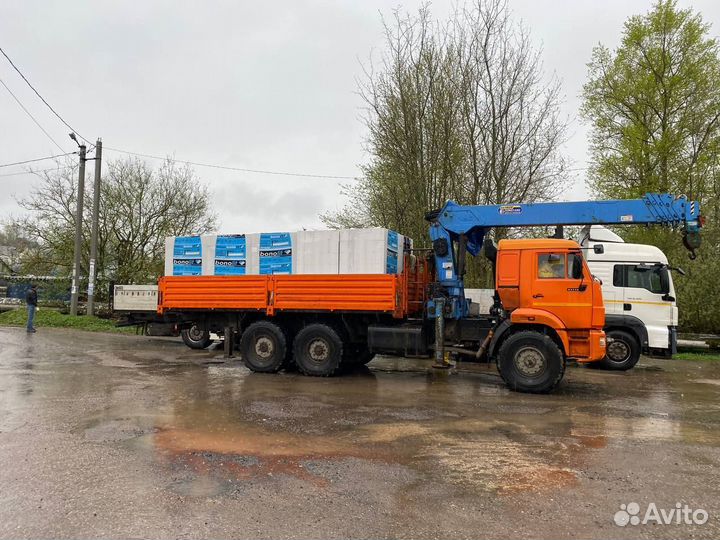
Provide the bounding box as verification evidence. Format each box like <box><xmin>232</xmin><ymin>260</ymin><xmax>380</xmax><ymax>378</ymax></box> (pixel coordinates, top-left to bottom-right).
<box><xmin>201</xmin><ymin>235</ymin><xmax>217</xmax><ymax>275</ymax></box>
<box><xmin>245</xmin><ymin>233</ymin><xmax>260</xmax><ymax>275</ymax></box>
<box><xmin>295</xmin><ymin>230</ymin><xmax>340</xmax><ymax>274</ymax></box>
<box><xmin>164</xmin><ymin>237</ymin><xmax>173</xmax><ymax>276</ymax></box>
<box><xmin>339</xmin><ymin>228</ymin><xmax>405</xmax><ymax>274</ymax></box>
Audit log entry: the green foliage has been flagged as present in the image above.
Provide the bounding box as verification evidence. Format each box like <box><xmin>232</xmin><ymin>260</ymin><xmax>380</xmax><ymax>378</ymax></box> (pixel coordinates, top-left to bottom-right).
<box><xmin>582</xmin><ymin>0</ymin><xmax>720</xmax><ymax>205</ymax></box>
<box><xmin>0</xmin><ymin>308</ymin><xmax>134</xmax><ymax>333</ymax></box>
<box><xmin>582</xmin><ymin>0</ymin><xmax>720</xmax><ymax>332</ymax></box>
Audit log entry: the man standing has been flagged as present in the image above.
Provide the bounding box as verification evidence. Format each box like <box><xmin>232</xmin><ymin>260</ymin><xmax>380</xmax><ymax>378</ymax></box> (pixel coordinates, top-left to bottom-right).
<box><xmin>26</xmin><ymin>284</ymin><xmax>37</xmax><ymax>333</ymax></box>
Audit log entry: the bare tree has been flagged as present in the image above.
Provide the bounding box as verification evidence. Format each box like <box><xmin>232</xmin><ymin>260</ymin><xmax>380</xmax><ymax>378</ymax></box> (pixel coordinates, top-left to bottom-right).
<box><xmin>454</xmin><ymin>0</ymin><xmax>567</xmax><ymax>209</ymax></box>
<box><xmin>323</xmin><ymin>6</ymin><xmax>465</xmax><ymax>245</ymax></box>
<box><xmin>324</xmin><ymin>0</ymin><xmax>568</xmax><ymax>254</ymax></box>
<box><xmin>16</xmin><ymin>156</ymin><xmax>216</xmax><ymax>291</ymax></box>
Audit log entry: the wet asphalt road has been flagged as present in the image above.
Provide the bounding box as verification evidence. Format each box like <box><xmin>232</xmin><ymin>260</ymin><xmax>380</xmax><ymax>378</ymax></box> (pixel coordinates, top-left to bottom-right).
<box><xmin>1</xmin><ymin>327</ymin><xmax>719</xmax><ymax>539</ymax></box>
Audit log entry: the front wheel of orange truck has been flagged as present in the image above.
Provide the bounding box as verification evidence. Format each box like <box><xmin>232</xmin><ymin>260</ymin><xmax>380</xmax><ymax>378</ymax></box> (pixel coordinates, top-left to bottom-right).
<box><xmin>496</xmin><ymin>331</ymin><xmax>565</xmax><ymax>394</ymax></box>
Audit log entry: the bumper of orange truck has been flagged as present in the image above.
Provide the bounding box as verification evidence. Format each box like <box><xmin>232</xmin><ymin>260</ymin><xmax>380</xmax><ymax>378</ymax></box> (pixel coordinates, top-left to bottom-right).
<box><xmin>571</xmin><ymin>329</ymin><xmax>607</xmax><ymax>363</ymax></box>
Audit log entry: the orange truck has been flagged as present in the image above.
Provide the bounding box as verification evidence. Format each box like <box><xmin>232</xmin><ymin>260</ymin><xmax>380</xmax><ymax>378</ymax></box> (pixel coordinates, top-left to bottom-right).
<box><xmin>125</xmin><ymin>193</ymin><xmax>701</xmax><ymax>394</ymax></box>
<box><xmin>156</xmin><ymin>237</ymin><xmax>606</xmax><ymax>393</ymax></box>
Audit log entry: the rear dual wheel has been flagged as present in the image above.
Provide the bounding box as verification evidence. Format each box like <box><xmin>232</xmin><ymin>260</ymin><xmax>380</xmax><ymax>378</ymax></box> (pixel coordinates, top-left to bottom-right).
<box><xmin>293</xmin><ymin>323</ymin><xmax>344</xmax><ymax>377</ymax></box>
<box><xmin>239</xmin><ymin>321</ymin><xmax>288</xmax><ymax>373</ymax></box>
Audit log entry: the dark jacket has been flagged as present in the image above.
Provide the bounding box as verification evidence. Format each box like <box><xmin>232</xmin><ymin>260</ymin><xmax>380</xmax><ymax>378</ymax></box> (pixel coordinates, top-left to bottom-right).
<box><xmin>26</xmin><ymin>288</ymin><xmax>38</xmax><ymax>306</ymax></box>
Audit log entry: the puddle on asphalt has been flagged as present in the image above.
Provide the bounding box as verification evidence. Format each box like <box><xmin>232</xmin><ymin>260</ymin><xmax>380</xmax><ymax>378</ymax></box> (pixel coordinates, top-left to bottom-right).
<box><xmin>141</xmin><ymin>409</ymin><xmax>620</xmax><ymax>497</ymax></box>
<box><xmin>75</xmin><ymin>358</ymin><xmax>720</xmax><ymax>499</ymax></box>
<box><xmin>7</xmin><ymin>329</ymin><xmax>720</xmax><ymax>501</ymax></box>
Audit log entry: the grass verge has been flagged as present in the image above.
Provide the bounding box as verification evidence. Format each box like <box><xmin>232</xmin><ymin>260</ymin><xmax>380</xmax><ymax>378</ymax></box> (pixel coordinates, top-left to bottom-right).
<box><xmin>0</xmin><ymin>308</ymin><xmax>135</xmax><ymax>334</ymax></box>
<box><xmin>675</xmin><ymin>349</ymin><xmax>720</xmax><ymax>361</ymax></box>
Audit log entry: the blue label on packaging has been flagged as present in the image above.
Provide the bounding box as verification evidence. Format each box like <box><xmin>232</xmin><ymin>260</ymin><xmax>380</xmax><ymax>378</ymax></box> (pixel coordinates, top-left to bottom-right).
<box><xmin>215</xmin><ymin>234</ymin><xmax>246</xmax><ymax>275</ymax></box>
<box><xmin>387</xmin><ymin>230</ymin><xmax>399</xmax><ymax>252</ymax></box>
<box><xmin>259</xmin><ymin>233</ymin><xmax>293</xmax><ymax>274</ymax></box>
<box><xmin>173</xmin><ymin>236</ymin><xmax>202</xmax><ymax>275</ymax></box>
<box><xmin>386</xmin><ymin>231</ymin><xmax>399</xmax><ymax>273</ymax></box>
<box><xmin>386</xmin><ymin>248</ymin><xmax>398</xmax><ymax>274</ymax></box>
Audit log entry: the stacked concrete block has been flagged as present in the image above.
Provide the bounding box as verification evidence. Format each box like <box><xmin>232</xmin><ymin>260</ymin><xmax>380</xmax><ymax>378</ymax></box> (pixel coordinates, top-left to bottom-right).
<box><xmin>164</xmin><ymin>235</ymin><xmax>202</xmax><ymax>276</ymax></box>
<box><xmin>338</xmin><ymin>228</ymin><xmax>407</xmax><ymax>274</ymax></box>
<box><xmin>212</xmin><ymin>234</ymin><xmax>247</xmax><ymax>276</ymax></box>
<box><xmin>295</xmin><ymin>230</ymin><xmax>340</xmax><ymax>274</ymax></box>
<box><xmin>164</xmin><ymin>228</ymin><xmax>411</xmax><ymax>277</ymax></box>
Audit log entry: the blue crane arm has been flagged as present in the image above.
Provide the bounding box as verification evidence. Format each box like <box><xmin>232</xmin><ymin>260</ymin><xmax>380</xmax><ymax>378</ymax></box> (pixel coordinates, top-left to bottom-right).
<box><xmin>425</xmin><ymin>193</ymin><xmax>703</xmax><ymax>319</ymax></box>
<box><xmin>436</xmin><ymin>193</ymin><xmax>701</xmax><ymax>236</ymax></box>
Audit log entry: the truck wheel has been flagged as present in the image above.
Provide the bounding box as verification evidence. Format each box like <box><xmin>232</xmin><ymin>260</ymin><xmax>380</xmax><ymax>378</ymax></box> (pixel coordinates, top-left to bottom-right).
<box><xmin>181</xmin><ymin>325</ymin><xmax>212</xmax><ymax>349</ymax></box>
<box><xmin>293</xmin><ymin>324</ymin><xmax>343</xmax><ymax>376</ymax></box>
<box><xmin>496</xmin><ymin>331</ymin><xmax>565</xmax><ymax>394</ymax></box>
<box><xmin>596</xmin><ymin>330</ymin><xmax>640</xmax><ymax>371</ymax></box>
<box><xmin>239</xmin><ymin>321</ymin><xmax>287</xmax><ymax>373</ymax></box>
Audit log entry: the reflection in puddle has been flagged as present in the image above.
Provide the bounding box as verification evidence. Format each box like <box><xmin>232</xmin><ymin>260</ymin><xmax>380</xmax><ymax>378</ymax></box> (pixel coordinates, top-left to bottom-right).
<box><xmin>152</xmin><ymin>423</ymin><xmax>391</xmax><ymax>488</ymax></box>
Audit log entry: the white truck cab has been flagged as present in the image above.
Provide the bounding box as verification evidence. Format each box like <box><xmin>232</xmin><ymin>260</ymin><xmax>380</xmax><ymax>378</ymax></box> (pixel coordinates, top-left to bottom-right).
<box><xmin>578</xmin><ymin>225</ymin><xmax>679</xmax><ymax>370</ymax></box>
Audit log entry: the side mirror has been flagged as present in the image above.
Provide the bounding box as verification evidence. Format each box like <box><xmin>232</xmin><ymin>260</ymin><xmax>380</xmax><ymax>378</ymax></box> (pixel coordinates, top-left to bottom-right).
<box><xmin>668</xmin><ymin>265</ymin><xmax>686</xmax><ymax>276</ymax></box>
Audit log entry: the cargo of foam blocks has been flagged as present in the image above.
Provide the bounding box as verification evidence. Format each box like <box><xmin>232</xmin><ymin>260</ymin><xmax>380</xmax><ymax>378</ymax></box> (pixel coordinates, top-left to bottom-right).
<box><xmin>164</xmin><ymin>228</ymin><xmax>413</xmax><ymax>276</ymax></box>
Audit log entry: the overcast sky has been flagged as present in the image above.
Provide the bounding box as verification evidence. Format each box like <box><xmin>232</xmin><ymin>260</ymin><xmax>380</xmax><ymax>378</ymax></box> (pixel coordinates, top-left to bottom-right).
<box><xmin>1</xmin><ymin>0</ymin><xmax>718</xmax><ymax>234</ymax></box>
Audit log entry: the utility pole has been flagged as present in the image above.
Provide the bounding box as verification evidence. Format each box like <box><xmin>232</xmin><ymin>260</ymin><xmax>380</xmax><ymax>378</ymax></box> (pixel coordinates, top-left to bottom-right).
<box><xmin>87</xmin><ymin>138</ymin><xmax>102</xmax><ymax>316</ymax></box>
<box><xmin>69</xmin><ymin>142</ymin><xmax>86</xmax><ymax>316</ymax></box>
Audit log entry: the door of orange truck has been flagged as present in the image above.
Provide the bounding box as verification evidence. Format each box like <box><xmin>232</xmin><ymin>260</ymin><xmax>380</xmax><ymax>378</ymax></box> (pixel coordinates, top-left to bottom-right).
<box><xmin>530</xmin><ymin>249</ymin><xmax>594</xmax><ymax>329</ymax></box>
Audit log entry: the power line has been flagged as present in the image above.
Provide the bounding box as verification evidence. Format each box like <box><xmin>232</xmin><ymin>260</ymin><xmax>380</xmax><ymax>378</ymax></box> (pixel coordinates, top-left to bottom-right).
<box><xmin>0</xmin><ymin>45</ymin><xmax>92</xmax><ymax>145</ymax></box>
<box><xmin>0</xmin><ymin>165</ymin><xmax>74</xmax><ymax>178</ymax></box>
<box><xmin>0</xmin><ymin>76</ymin><xmax>66</xmax><ymax>153</ymax></box>
<box><xmin>103</xmin><ymin>146</ymin><xmax>359</xmax><ymax>180</ymax></box>
<box><xmin>0</xmin><ymin>153</ymin><xmax>74</xmax><ymax>168</ymax></box>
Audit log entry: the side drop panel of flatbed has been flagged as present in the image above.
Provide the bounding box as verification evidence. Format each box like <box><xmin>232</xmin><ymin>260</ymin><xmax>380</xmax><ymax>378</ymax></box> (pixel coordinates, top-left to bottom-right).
<box><xmin>158</xmin><ymin>275</ymin><xmax>269</xmax><ymax>312</ymax></box>
<box><xmin>273</xmin><ymin>275</ymin><xmax>398</xmax><ymax>313</ymax></box>
<box><xmin>158</xmin><ymin>274</ymin><xmax>403</xmax><ymax>316</ymax></box>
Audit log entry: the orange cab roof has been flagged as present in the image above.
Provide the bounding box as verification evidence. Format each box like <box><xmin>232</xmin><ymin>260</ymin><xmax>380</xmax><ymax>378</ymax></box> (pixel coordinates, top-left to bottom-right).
<box><xmin>497</xmin><ymin>238</ymin><xmax>581</xmax><ymax>250</ymax></box>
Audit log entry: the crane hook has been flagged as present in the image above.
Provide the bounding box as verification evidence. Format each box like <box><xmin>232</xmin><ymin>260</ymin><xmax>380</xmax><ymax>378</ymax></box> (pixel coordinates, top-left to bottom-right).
<box><xmin>683</xmin><ymin>231</ymin><xmax>700</xmax><ymax>260</ymax></box>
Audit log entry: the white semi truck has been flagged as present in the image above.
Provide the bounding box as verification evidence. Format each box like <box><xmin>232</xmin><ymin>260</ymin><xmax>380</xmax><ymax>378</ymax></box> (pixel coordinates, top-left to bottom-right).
<box><xmin>577</xmin><ymin>225</ymin><xmax>680</xmax><ymax>370</ymax></box>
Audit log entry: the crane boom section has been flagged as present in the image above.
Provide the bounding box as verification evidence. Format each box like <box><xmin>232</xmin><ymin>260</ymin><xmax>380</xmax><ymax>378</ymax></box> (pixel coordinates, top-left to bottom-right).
<box><xmin>438</xmin><ymin>193</ymin><xmax>701</xmax><ymax>234</ymax></box>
